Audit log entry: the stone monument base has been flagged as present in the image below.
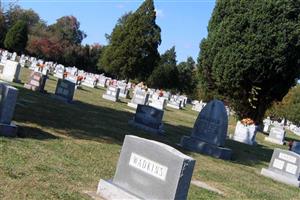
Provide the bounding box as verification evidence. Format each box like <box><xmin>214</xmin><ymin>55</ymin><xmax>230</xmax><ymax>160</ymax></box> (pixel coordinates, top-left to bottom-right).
<box><xmin>127</xmin><ymin>102</ymin><xmax>138</xmax><ymax>109</ymax></box>
<box><xmin>167</xmin><ymin>103</ymin><xmax>180</xmax><ymax>109</ymax></box>
<box><xmin>0</xmin><ymin>122</ymin><xmax>18</xmax><ymax>137</ymax></box>
<box><xmin>180</xmin><ymin>136</ymin><xmax>232</xmax><ymax>160</ymax></box>
<box><xmin>264</xmin><ymin>137</ymin><xmax>284</xmax><ymax>145</ymax></box>
<box><xmin>261</xmin><ymin>168</ymin><xmax>300</xmax><ymax>187</ymax></box>
<box><xmin>232</xmin><ymin>135</ymin><xmax>257</xmax><ymax>146</ymax></box>
<box><xmin>128</xmin><ymin>120</ymin><xmax>164</xmax><ymax>135</ymax></box>
<box><xmin>102</xmin><ymin>94</ymin><xmax>118</xmax><ymax>102</ymax></box>
<box><xmin>119</xmin><ymin>93</ymin><xmax>128</xmax><ymax>99</ymax></box>
<box><xmin>96</xmin><ymin>179</ymin><xmax>140</xmax><ymax>200</ymax></box>
<box><xmin>82</xmin><ymin>82</ymin><xmax>95</xmax><ymax>88</ymax></box>
<box><xmin>149</xmin><ymin>102</ymin><xmax>164</xmax><ymax>110</ymax></box>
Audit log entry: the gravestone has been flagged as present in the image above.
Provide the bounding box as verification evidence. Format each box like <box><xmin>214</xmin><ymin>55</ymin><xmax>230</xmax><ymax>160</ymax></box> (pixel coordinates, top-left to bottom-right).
<box><xmin>0</xmin><ymin>60</ymin><xmax>21</xmax><ymax>82</ymax></box>
<box><xmin>291</xmin><ymin>142</ymin><xmax>300</xmax><ymax>155</ymax></box>
<box><xmin>54</xmin><ymin>79</ymin><xmax>76</xmax><ymax>102</ymax></box>
<box><xmin>0</xmin><ymin>83</ymin><xmax>18</xmax><ymax>137</ymax></box>
<box><xmin>263</xmin><ymin>117</ymin><xmax>272</xmax><ymax>133</ymax></box>
<box><xmin>54</xmin><ymin>65</ymin><xmax>64</xmax><ymax>79</ymax></box>
<box><xmin>167</xmin><ymin>96</ymin><xmax>182</xmax><ymax>110</ymax></box>
<box><xmin>180</xmin><ymin>100</ymin><xmax>232</xmax><ymax>160</ymax></box>
<box><xmin>265</xmin><ymin>127</ymin><xmax>285</xmax><ymax>145</ymax></box>
<box><xmin>102</xmin><ymin>86</ymin><xmax>120</xmax><ymax>102</ymax></box>
<box><xmin>117</xmin><ymin>82</ymin><xmax>129</xmax><ymax>98</ymax></box>
<box><xmin>128</xmin><ymin>105</ymin><xmax>164</xmax><ymax>134</ymax></box>
<box><xmin>261</xmin><ymin>148</ymin><xmax>300</xmax><ymax>187</ymax></box>
<box><xmin>24</xmin><ymin>71</ymin><xmax>47</xmax><ymax>92</ymax></box>
<box><xmin>149</xmin><ymin>98</ymin><xmax>166</xmax><ymax>110</ymax></box>
<box><xmin>233</xmin><ymin>121</ymin><xmax>257</xmax><ymax>145</ymax></box>
<box><xmin>96</xmin><ymin>135</ymin><xmax>195</xmax><ymax>200</ymax></box>
<box><xmin>179</xmin><ymin>96</ymin><xmax>188</xmax><ymax>107</ymax></box>
<box><xmin>97</xmin><ymin>77</ymin><xmax>107</xmax><ymax>87</ymax></box>
<box><xmin>82</xmin><ymin>75</ymin><xmax>96</xmax><ymax>88</ymax></box>
<box><xmin>128</xmin><ymin>89</ymin><xmax>150</xmax><ymax>109</ymax></box>
<box><xmin>192</xmin><ymin>101</ymin><xmax>206</xmax><ymax>112</ymax></box>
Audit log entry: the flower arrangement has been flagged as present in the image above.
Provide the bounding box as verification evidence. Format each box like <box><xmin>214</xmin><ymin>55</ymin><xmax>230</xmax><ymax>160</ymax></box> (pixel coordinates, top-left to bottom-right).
<box><xmin>241</xmin><ymin>118</ymin><xmax>254</xmax><ymax>126</ymax></box>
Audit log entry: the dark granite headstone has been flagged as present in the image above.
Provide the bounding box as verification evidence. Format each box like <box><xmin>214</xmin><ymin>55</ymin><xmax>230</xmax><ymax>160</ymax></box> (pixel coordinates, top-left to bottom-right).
<box><xmin>291</xmin><ymin>142</ymin><xmax>300</xmax><ymax>155</ymax></box>
<box><xmin>0</xmin><ymin>83</ymin><xmax>18</xmax><ymax>137</ymax></box>
<box><xmin>180</xmin><ymin>100</ymin><xmax>232</xmax><ymax>160</ymax></box>
<box><xmin>128</xmin><ymin>105</ymin><xmax>164</xmax><ymax>134</ymax></box>
<box><xmin>54</xmin><ymin>79</ymin><xmax>76</xmax><ymax>102</ymax></box>
<box><xmin>96</xmin><ymin>135</ymin><xmax>195</xmax><ymax>200</ymax></box>
<box><xmin>261</xmin><ymin>148</ymin><xmax>300</xmax><ymax>187</ymax></box>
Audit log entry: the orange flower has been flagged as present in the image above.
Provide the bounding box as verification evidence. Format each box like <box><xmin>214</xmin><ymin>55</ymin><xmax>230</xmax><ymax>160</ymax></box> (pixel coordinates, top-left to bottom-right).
<box><xmin>241</xmin><ymin>118</ymin><xmax>254</xmax><ymax>126</ymax></box>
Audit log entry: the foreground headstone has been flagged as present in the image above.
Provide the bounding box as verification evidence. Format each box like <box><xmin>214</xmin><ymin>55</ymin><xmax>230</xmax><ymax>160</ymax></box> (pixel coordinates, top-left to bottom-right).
<box><xmin>102</xmin><ymin>86</ymin><xmax>120</xmax><ymax>102</ymax></box>
<box><xmin>180</xmin><ymin>100</ymin><xmax>232</xmax><ymax>160</ymax></box>
<box><xmin>0</xmin><ymin>83</ymin><xmax>18</xmax><ymax>137</ymax></box>
<box><xmin>128</xmin><ymin>105</ymin><xmax>164</xmax><ymax>134</ymax></box>
<box><xmin>265</xmin><ymin>127</ymin><xmax>285</xmax><ymax>145</ymax></box>
<box><xmin>24</xmin><ymin>71</ymin><xmax>47</xmax><ymax>92</ymax></box>
<box><xmin>233</xmin><ymin>121</ymin><xmax>257</xmax><ymax>145</ymax></box>
<box><xmin>0</xmin><ymin>60</ymin><xmax>21</xmax><ymax>82</ymax></box>
<box><xmin>96</xmin><ymin>135</ymin><xmax>195</xmax><ymax>200</ymax></box>
<box><xmin>54</xmin><ymin>79</ymin><xmax>76</xmax><ymax>102</ymax></box>
<box><xmin>261</xmin><ymin>148</ymin><xmax>300</xmax><ymax>187</ymax></box>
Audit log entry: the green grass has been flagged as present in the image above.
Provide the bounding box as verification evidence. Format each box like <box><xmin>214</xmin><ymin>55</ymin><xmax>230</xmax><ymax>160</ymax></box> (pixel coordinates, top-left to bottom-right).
<box><xmin>1</xmin><ymin>67</ymin><xmax>300</xmax><ymax>200</ymax></box>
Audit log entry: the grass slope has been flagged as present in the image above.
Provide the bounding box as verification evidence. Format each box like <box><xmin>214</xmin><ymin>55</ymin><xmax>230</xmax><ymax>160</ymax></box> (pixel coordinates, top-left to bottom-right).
<box><xmin>0</xmin><ymin>68</ymin><xmax>300</xmax><ymax>200</ymax></box>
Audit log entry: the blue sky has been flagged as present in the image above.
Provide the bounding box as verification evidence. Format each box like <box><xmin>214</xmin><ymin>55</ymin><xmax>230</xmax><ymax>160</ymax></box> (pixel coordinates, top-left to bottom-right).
<box><xmin>2</xmin><ymin>0</ymin><xmax>216</xmax><ymax>62</ymax></box>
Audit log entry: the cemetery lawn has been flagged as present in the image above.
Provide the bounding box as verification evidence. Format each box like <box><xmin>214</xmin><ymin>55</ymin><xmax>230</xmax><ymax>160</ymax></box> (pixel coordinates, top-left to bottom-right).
<box><xmin>1</xmin><ymin>68</ymin><xmax>300</xmax><ymax>200</ymax></box>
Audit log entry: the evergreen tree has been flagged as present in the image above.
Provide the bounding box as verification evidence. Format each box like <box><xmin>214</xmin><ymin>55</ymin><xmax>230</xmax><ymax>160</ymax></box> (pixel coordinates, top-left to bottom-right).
<box><xmin>99</xmin><ymin>0</ymin><xmax>161</xmax><ymax>81</ymax></box>
<box><xmin>198</xmin><ymin>0</ymin><xmax>300</xmax><ymax>122</ymax></box>
<box><xmin>4</xmin><ymin>20</ymin><xmax>28</xmax><ymax>53</ymax></box>
<box><xmin>177</xmin><ymin>57</ymin><xmax>197</xmax><ymax>94</ymax></box>
<box><xmin>0</xmin><ymin>6</ymin><xmax>6</xmax><ymax>48</ymax></box>
<box><xmin>148</xmin><ymin>46</ymin><xmax>178</xmax><ymax>90</ymax></box>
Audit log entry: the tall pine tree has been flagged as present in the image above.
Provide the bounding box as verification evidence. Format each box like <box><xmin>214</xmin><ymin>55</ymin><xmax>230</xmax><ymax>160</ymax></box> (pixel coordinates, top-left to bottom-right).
<box><xmin>4</xmin><ymin>20</ymin><xmax>28</xmax><ymax>53</ymax></box>
<box><xmin>99</xmin><ymin>0</ymin><xmax>161</xmax><ymax>81</ymax></box>
<box><xmin>198</xmin><ymin>0</ymin><xmax>300</xmax><ymax>122</ymax></box>
<box><xmin>148</xmin><ymin>46</ymin><xmax>178</xmax><ymax>90</ymax></box>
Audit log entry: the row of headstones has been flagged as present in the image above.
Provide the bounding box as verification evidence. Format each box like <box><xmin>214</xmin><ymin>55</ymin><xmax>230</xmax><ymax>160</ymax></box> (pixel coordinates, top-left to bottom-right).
<box><xmin>103</xmin><ymin>84</ymin><xmax>188</xmax><ymax>111</ymax></box>
<box><xmin>0</xmin><ymin>49</ymin><xmax>56</xmax><ymax>72</ymax></box>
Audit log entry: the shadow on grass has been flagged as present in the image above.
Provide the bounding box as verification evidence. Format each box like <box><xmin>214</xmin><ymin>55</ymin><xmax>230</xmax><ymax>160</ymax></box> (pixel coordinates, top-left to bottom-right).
<box><xmin>226</xmin><ymin>139</ymin><xmax>274</xmax><ymax>166</ymax></box>
<box><xmin>12</xmin><ymin>85</ymin><xmax>276</xmax><ymax>167</ymax></box>
<box><xmin>17</xmin><ymin>126</ymin><xmax>58</xmax><ymax>140</ymax></box>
